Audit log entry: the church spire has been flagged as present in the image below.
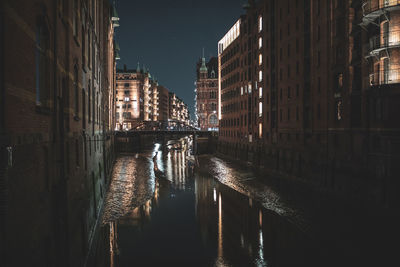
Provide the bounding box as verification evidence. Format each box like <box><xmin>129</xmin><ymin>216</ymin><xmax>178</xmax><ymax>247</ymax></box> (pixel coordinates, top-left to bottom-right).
<box><xmin>199</xmin><ymin>48</ymin><xmax>208</xmax><ymax>73</ymax></box>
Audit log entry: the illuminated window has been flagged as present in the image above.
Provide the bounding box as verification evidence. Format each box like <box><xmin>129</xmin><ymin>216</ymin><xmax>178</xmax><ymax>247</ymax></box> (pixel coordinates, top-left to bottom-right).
<box><xmin>259</xmin><ymin>71</ymin><xmax>263</xmax><ymax>82</ymax></box>
<box><xmin>336</xmin><ymin>100</ymin><xmax>342</xmax><ymax>121</ymax></box>
<box><xmin>259</xmin><ymin>37</ymin><xmax>262</xmax><ymax>49</ymax></box>
<box><xmin>209</xmin><ymin>115</ymin><xmax>218</xmax><ymax>125</ymax></box>
<box><xmin>259</xmin><ymin>87</ymin><xmax>263</xmax><ymax>98</ymax></box>
<box><xmin>258</xmin><ymin>16</ymin><xmax>263</xmax><ymax>32</ymax></box>
<box><xmin>259</xmin><ymin>54</ymin><xmax>263</xmax><ymax>65</ymax></box>
<box><xmin>259</xmin><ymin>123</ymin><xmax>263</xmax><ymax>138</ymax></box>
<box><xmin>259</xmin><ymin>102</ymin><xmax>263</xmax><ymax>117</ymax></box>
<box><xmin>124</xmin><ymin>97</ymin><xmax>130</xmax><ymax>102</ymax></box>
<box><xmin>338</xmin><ymin>73</ymin><xmax>343</xmax><ymax>88</ymax></box>
<box><xmin>241</xmin><ymin>86</ymin><xmax>244</xmax><ymax>95</ymax></box>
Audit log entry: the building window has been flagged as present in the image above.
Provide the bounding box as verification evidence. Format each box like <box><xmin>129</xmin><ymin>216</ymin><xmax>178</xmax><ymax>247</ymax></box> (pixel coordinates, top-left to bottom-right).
<box><xmin>124</xmin><ymin>97</ymin><xmax>130</xmax><ymax>102</ymax></box>
<box><xmin>209</xmin><ymin>114</ymin><xmax>218</xmax><ymax>125</ymax></box>
<box><xmin>259</xmin><ymin>87</ymin><xmax>263</xmax><ymax>98</ymax></box>
<box><xmin>259</xmin><ymin>37</ymin><xmax>262</xmax><ymax>49</ymax></box>
<box><xmin>74</xmin><ymin>65</ymin><xmax>79</xmax><ymax>116</ymax></box>
<box><xmin>73</xmin><ymin>0</ymin><xmax>78</xmax><ymax>36</ymax></box>
<box><xmin>258</xmin><ymin>16</ymin><xmax>263</xmax><ymax>32</ymax></box>
<box><xmin>336</xmin><ymin>100</ymin><xmax>342</xmax><ymax>121</ymax></box>
<box><xmin>259</xmin><ymin>71</ymin><xmax>263</xmax><ymax>82</ymax></box>
<box><xmin>35</xmin><ymin>19</ymin><xmax>50</xmax><ymax>107</ymax></box>
<box><xmin>259</xmin><ymin>54</ymin><xmax>262</xmax><ymax>65</ymax></box>
<box><xmin>337</xmin><ymin>73</ymin><xmax>343</xmax><ymax>88</ymax></box>
<box><xmin>75</xmin><ymin>139</ymin><xmax>80</xmax><ymax>167</ymax></box>
<box><xmin>82</xmin><ymin>89</ymin><xmax>86</xmax><ymax>128</ymax></box>
<box><xmin>82</xmin><ymin>26</ymin><xmax>85</xmax><ymax>67</ymax></box>
<box><xmin>259</xmin><ymin>102</ymin><xmax>263</xmax><ymax>117</ymax></box>
<box><xmin>259</xmin><ymin>123</ymin><xmax>263</xmax><ymax>138</ymax></box>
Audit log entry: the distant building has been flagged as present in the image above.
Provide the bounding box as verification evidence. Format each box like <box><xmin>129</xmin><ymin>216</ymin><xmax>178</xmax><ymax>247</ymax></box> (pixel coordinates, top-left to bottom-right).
<box><xmin>169</xmin><ymin>92</ymin><xmax>190</xmax><ymax>128</ymax></box>
<box><xmin>116</xmin><ymin>64</ymin><xmax>159</xmax><ymax>130</ymax></box>
<box><xmin>158</xmin><ymin>85</ymin><xmax>170</xmax><ymax>124</ymax></box>
<box><xmin>196</xmin><ymin>56</ymin><xmax>219</xmax><ymax>131</ymax></box>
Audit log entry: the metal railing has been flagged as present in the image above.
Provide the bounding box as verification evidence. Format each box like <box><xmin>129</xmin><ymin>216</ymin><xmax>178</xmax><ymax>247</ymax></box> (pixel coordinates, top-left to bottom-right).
<box><xmin>369</xmin><ymin>34</ymin><xmax>400</xmax><ymax>51</ymax></box>
<box><xmin>368</xmin><ymin>68</ymin><xmax>400</xmax><ymax>85</ymax></box>
<box><xmin>363</xmin><ymin>0</ymin><xmax>400</xmax><ymax>15</ymax></box>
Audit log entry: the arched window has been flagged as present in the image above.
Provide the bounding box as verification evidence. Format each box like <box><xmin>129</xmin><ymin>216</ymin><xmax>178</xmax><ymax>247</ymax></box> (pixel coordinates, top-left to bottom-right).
<box><xmin>209</xmin><ymin>114</ymin><xmax>218</xmax><ymax>125</ymax></box>
<box><xmin>35</xmin><ymin>18</ymin><xmax>49</xmax><ymax>106</ymax></box>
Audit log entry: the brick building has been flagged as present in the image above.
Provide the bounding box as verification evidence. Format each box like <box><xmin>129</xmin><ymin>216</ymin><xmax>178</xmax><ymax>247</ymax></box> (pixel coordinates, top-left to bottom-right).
<box><xmin>158</xmin><ymin>85</ymin><xmax>170</xmax><ymax>125</ymax></box>
<box><xmin>169</xmin><ymin>92</ymin><xmax>190</xmax><ymax>128</ymax></box>
<box><xmin>195</xmin><ymin>56</ymin><xmax>219</xmax><ymax>131</ymax></box>
<box><xmin>116</xmin><ymin>65</ymin><xmax>172</xmax><ymax>130</ymax></box>
<box><xmin>218</xmin><ymin>0</ymin><xmax>400</xmax><ymax>208</ymax></box>
<box><xmin>1</xmin><ymin>0</ymin><xmax>117</xmax><ymax>265</ymax></box>
<box><xmin>116</xmin><ymin>65</ymin><xmax>149</xmax><ymax>130</ymax></box>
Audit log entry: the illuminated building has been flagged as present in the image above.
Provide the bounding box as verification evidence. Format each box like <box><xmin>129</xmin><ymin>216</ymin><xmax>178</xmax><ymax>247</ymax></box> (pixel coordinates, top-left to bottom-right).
<box><xmin>169</xmin><ymin>92</ymin><xmax>190</xmax><ymax>128</ymax></box>
<box><xmin>217</xmin><ymin>0</ymin><xmax>400</xmax><ymax>207</ymax></box>
<box><xmin>196</xmin><ymin>56</ymin><xmax>219</xmax><ymax>131</ymax></box>
<box><xmin>116</xmin><ymin>64</ymin><xmax>161</xmax><ymax>130</ymax></box>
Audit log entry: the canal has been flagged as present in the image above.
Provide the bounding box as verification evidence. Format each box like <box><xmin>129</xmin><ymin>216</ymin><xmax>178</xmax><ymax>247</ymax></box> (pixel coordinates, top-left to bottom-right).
<box><xmin>101</xmin><ymin>139</ymin><xmax>398</xmax><ymax>267</ymax></box>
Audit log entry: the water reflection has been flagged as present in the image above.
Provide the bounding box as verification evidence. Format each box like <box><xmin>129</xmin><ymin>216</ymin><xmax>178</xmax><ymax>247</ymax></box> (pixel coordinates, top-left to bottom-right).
<box><xmin>103</xmin><ymin>140</ymin><xmax>321</xmax><ymax>267</ymax></box>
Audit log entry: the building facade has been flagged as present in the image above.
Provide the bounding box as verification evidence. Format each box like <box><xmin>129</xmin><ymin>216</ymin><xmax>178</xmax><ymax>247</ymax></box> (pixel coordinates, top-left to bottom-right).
<box><xmin>115</xmin><ymin>64</ymin><xmax>161</xmax><ymax>130</ymax></box>
<box><xmin>196</xmin><ymin>56</ymin><xmax>219</xmax><ymax>131</ymax></box>
<box><xmin>218</xmin><ymin>0</ymin><xmax>400</xmax><ymax>208</ymax></box>
<box><xmin>169</xmin><ymin>92</ymin><xmax>190</xmax><ymax>128</ymax></box>
<box><xmin>1</xmin><ymin>0</ymin><xmax>118</xmax><ymax>265</ymax></box>
<box><xmin>158</xmin><ymin>85</ymin><xmax>170</xmax><ymax>124</ymax></box>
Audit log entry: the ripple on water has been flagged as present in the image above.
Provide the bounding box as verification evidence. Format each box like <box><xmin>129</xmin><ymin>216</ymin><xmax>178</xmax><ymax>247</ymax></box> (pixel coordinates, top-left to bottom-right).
<box><xmin>102</xmin><ymin>155</ymin><xmax>156</xmax><ymax>224</ymax></box>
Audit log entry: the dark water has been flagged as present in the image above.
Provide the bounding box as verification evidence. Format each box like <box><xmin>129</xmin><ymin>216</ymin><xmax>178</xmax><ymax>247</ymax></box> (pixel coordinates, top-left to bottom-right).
<box><xmin>101</xmin><ymin>141</ymin><xmax>399</xmax><ymax>267</ymax></box>
<box><xmin>102</xmin><ymin>141</ymin><xmax>328</xmax><ymax>267</ymax></box>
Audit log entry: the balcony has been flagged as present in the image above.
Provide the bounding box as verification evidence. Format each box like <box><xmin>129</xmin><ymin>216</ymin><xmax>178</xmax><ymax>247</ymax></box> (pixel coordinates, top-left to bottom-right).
<box><xmin>367</xmin><ymin>33</ymin><xmax>400</xmax><ymax>56</ymax></box>
<box><xmin>368</xmin><ymin>68</ymin><xmax>400</xmax><ymax>86</ymax></box>
<box><xmin>361</xmin><ymin>0</ymin><xmax>400</xmax><ymax>26</ymax></box>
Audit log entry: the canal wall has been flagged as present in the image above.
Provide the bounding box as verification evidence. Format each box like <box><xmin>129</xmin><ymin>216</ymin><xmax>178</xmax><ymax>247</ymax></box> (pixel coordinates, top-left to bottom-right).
<box><xmin>217</xmin><ymin>140</ymin><xmax>400</xmax><ymax>212</ymax></box>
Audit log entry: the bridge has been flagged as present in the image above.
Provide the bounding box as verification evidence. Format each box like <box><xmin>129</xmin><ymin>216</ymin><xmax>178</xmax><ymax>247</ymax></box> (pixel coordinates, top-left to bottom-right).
<box><xmin>114</xmin><ymin>130</ymin><xmax>218</xmax><ymax>154</ymax></box>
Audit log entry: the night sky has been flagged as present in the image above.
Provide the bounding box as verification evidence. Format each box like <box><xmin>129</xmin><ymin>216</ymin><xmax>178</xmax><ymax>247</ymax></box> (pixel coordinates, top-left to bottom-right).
<box><xmin>114</xmin><ymin>0</ymin><xmax>246</xmax><ymax>119</ymax></box>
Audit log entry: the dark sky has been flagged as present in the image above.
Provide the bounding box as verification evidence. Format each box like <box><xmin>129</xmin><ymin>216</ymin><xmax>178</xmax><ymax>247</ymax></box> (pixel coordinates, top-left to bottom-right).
<box><xmin>114</xmin><ymin>0</ymin><xmax>246</xmax><ymax>119</ymax></box>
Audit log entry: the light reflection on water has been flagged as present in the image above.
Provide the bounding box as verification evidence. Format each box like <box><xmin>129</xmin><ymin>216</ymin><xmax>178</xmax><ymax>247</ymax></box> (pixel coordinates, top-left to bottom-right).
<box><xmin>103</xmin><ymin>140</ymin><xmax>319</xmax><ymax>267</ymax></box>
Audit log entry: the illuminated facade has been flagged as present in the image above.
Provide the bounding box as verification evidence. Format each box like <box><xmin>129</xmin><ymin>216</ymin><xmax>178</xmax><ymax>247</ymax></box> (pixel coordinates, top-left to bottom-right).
<box><xmin>115</xmin><ymin>65</ymin><xmax>161</xmax><ymax>130</ymax></box>
<box><xmin>196</xmin><ymin>56</ymin><xmax>219</xmax><ymax>131</ymax></box>
<box><xmin>217</xmin><ymin>0</ymin><xmax>400</xmax><ymax>208</ymax></box>
<box><xmin>169</xmin><ymin>92</ymin><xmax>190</xmax><ymax>126</ymax></box>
